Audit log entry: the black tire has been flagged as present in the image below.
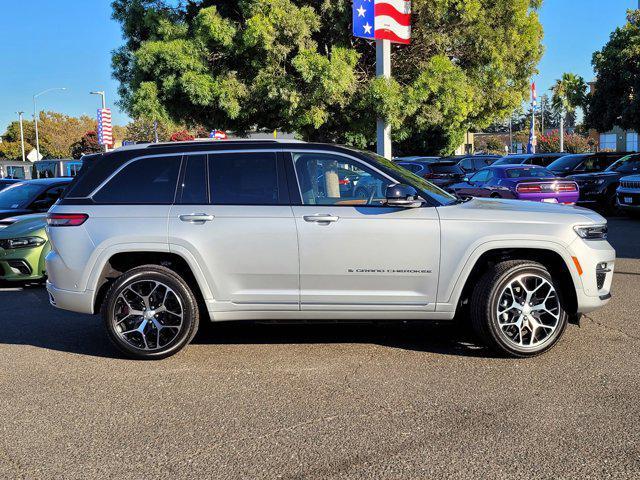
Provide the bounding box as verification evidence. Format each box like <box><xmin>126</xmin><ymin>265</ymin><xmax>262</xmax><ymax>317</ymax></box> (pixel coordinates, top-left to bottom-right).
<box><xmin>102</xmin><ymin>265</ymin><xmax>199</xmax><ymax>360</ymax></box>
<box><xmin>604</xmin><ymin>189</ymin><xmax>622</xmax><ymax>216</ymax></box>
<box><xmin>490</xmin><ymin>193</ymin><xmax>501</xmax><ymax>198</ymax></box>
<box><xmin>470</xmin><ymin>260</ymin><xmax>568</xmax><ymax>358</ymax></box>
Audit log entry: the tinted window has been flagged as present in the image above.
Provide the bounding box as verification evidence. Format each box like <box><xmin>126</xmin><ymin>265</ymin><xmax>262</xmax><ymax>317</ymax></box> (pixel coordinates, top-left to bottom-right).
<box><xmin>180</xmin><ymin>155</ymin><xmax>208</xmax><ymax>204</ymax></box>
<box><xmin>0</xmin><ymin>183</ymin><xmax>42</xmax><ymax>209</ymax></box>
<box><xmin>398</xmin><ymin>163</ymin><xmax>423</xmax><ymax>174</ymax></box>
<box><xmin>493</xmin><ymin>156</ymin><xmax>526</xmax><ymax>165</ymax></box>
<box><xmin>6</xmin><ymin>166</ymin><xmax>25</xmax><ymax>179</ymax></box>
<box><xmin>32</xmin><ymin>185</ymin><xmax>66</xmax><ymax>210</ymax></box>
<box><xmin>505</xmin><ymin>168</ymin><xmax>554</xmax><ymax>179</ymax></box>
<box><xmin>460</xmin><ymin>158</ymin><xmax>474</xmax><ymax>171</ymax></box>
<box><xmin>93</xmin><ymin>156</ymin><xmax>181</xmax><ymax>204</ymax></box>
<box><xmin>609</xmin><ymin>155</ymin><xmax>640</xmax><ymax>174</ymax></box>
<box><xmin>476</xmin><ymin>158</ymin><xmax>497</xmax><ymax>169</ymax></box>
<box><xmin>209</xmin><ymin>152</ymin><xmax>279</xmax><ymax>205</ymax></box>
<box><xmin>431</xmin><ymin>164</ymin><xmax>464</xmax><ymax>174</ymax></box>
<box><xmin>471</xmin><ymin>170</ymin><xmax>490</xmax><ymax>182</ymax></box>
<box><xmin>548</xmin><ymin>155</ymin><xmax>587</xmax><ymax>172</ymax></box>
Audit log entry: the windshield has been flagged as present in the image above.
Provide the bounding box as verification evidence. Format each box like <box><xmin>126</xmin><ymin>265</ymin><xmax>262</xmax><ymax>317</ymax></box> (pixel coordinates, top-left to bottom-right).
<box><xmin>431</xmin><ymin>164</ymin><xmax>464</xmax><ymax>174</ymax></box>
<box><xmin>547</xmin><ymin>154</ymin><xmax>587</xmax><ymax>172</ymax></box>
<box><xmin>361</xmin><ymin>151</ymin><xmax>457</xmax><ymax>205</ymax></box>
<box><xmin>493</xmin><ymin>156</ymin><xmax>527</xmax><ymax>165</ymax></box>
<box><xmin>0</xmin><ymin>183</ymin><xmax>42</xmax><ymax>209</ymax></box>
<box><xmin>607</xmin><ymin>155</ymin><xmax>640</xmax><ymax>174</ymax></box>
<box><xmin>505</xmin><ymin>168</ymin><xmax>555</xmax><ymax>179</ymax></box>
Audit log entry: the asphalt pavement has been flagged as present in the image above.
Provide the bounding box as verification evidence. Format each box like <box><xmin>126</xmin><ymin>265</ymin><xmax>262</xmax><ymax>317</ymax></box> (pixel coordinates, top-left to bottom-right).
<box><xmin>0</xmin><ymin>218</ymin><xmax>638</xmax><ymax>479</ymax></box>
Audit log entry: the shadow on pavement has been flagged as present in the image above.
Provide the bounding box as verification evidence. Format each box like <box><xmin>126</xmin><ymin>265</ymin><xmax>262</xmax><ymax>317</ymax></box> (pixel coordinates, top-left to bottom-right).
<box><xmin>606</xmin><ymin>217</ymin><xmax>640</xmax><ymax>260</ymax></box>
<box><xmin>0</xmin><ymin>286</ymin><xmax>491</xmax><ymax>360</ymax></box>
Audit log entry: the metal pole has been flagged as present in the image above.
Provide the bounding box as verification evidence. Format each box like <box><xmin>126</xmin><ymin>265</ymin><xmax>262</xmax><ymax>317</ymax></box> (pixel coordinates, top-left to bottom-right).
<box><xmin>17</xmin><ymin>112</ymin><xmax>26</xmax><ymax>162</ymax></box>
<box><xmin>376</xmin><ymin>39</ymin><xmax>392</xmax><ymax>159</ymax></box>
<box><xmin>541</xmin><ymin>98</ymin><xmax>545</xmax><ymax>136</ymax></box>
<box><xmin>153</xmin><ymin>121</ymin><xmax>159</xmax><ymax>143</ymax></box>
<box><xmin>531</xmin><ymin>107</ymin><xmax>536</xmax><ymax>154</ymax></box>
<box><xmin>33</xmin><ymin>96</ymin><xmax>40</xmax><ymax>161</ymax></box>
<box><xmin>559</xmin><ymin>111</ymin><xmax>564</xmax><ymax>152</ymax></box>
<box><xmin>509</xmin><ymin>116</ymin><xmax>513</xmax><ymax>154</ymax></box>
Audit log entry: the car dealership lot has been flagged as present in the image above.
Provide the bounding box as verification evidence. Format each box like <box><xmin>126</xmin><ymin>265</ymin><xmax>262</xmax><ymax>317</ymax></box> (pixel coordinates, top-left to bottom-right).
<box><xmin>1</xmin><ymin>218</ymin><xmax>639</xmax><ymax>479</ymax></box>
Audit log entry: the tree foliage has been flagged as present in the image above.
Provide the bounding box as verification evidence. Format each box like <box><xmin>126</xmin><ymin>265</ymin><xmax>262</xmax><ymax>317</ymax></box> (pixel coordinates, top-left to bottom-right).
<box><xmin>71</xmin><ymin>131</ymin><xmax>104</xmax><ymax>159</ymax></box>
<box><xmin>551</xmin><ymin>73</ymin><xmax>587</xmax><ymax>127</ymax></box>
<box><xmin>586</xmin><ymin>10</ymin><xmax>640</xmax><ymax>133</ymax></box>
<box><xmin>112</xmin><ymin>0</ymin><xmax>544</xmax><ymax>155</ymax></box>
<box><xmin>538</xmin><ymin>130</ymin><xmax>592</xmax><ymax>154</ymax></box>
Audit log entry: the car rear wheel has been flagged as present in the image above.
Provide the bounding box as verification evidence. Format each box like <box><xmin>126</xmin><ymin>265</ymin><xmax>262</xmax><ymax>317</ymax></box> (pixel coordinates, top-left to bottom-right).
<box><xmin>102</xmin><ymin>265</ymin><xmax>199</xmax><ymax>360</ymax></box>
<box><xmin>470</xmin><ymin>260</ymin><xmax>568</xmax><ymax>357</ymax></box>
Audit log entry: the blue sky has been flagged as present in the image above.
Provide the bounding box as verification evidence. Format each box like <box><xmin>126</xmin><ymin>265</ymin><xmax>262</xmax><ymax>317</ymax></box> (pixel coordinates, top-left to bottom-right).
<box><xmin>0</xmin><ymin>1</ymin><xmax>637</xmax><ymax>133</ymax></box>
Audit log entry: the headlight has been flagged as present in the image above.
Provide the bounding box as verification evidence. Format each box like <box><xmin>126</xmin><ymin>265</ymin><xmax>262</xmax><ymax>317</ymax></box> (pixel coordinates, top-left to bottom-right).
<box><xmin>0</xmin><ymin>236</ymin><xmax>46</xmax><ymax>250</ymax></box>
<box><xmin>573</xmin><ymin>224</ymin><xmax>608</xmax><ymax>240</ymax></box>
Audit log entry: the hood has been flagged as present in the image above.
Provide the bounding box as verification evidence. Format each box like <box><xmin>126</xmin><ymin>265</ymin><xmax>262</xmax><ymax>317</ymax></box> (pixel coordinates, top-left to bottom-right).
<box><xmin>0</xmin><ymin>214</ymin><xmax>47</xmax><ymax>238</ymax></box>
<box><xmin>438</xmin><ymin>197</ymin><xmax>606</xmax><ymax>225</ymax></box>
<box><xmin>0</xmin><ymin>209</ymin><xmax>31</xmax><ymax>220</ymax></box>
<box><xmin>621</xmin><ymin>174</ymin><xmax>640</xmax><ymax>182</ymax></box>
<box><xmin>568</xmin><ymin>171</ymin><xmax>620</xmax><ymax>181</ymax></box>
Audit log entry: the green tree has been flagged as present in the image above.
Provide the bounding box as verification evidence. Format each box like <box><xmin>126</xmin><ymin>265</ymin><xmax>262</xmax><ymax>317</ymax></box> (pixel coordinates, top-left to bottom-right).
<box><xmin>124</xmin><ymin>118</ymin><xmax>175</xmax><ymax>142</ymax></box>
<box><xmin>0</xmin><ymin>141</ymin><xmax>32</xmax><ymax>161</ymax></box>
<box><xmin>111</xmin><ymin>0</ymin><xmax>544</xmax><ymax>155</ymax></box>
<box><xmin>586</xmin><ymin>10</ymin><xmax>640</xmax><ymax>133</ymax></box>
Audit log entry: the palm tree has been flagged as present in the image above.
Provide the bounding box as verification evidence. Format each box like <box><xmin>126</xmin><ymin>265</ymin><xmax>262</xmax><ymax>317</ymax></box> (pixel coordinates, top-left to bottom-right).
<box><xmin>551</xmin><ymin>73</ymin><xmax>588</xmax><ymax>152</ymax></box>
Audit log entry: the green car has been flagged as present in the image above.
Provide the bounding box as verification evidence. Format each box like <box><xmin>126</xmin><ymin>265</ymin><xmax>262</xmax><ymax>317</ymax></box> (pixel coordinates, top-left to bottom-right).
<box><xmin>0</xmin><ymin>214</ymin><xmax>49</xmax><ymax>283</ymax></box>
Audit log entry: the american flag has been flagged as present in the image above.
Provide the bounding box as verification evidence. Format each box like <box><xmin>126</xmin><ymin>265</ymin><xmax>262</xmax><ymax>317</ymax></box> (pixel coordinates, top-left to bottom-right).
<box><xmin>209</xmin><ymin>129</ymin><xmax>227</xmax><ymax>140</ymax></box>
<box><xmin>352</xmin><ymin>0</ymin><xmax>411</xmax><ymax>45</ymax></box>
<box><xmin>97</xmin><ymin>108</ymin><xmax>113</xmax><ymax>146</ymax></box>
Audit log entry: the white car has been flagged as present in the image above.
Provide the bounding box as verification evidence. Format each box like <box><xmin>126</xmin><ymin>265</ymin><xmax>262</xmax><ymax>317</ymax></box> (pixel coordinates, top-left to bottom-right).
<box><xmin>617</xmin><ymin>174</ymin><xmax>640</xmax><ymax>218</ymax></box>
<box><xmin>45</xmin><ymin>141</ymin><xmax>615</xmax><ymax>359</ymax></box>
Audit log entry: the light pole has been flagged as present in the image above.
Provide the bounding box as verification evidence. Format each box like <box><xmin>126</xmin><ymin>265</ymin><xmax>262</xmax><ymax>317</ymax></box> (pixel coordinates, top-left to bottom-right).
<box><xmin>17</xmin><ymin>112</ymin><xmax>26</xmax><ymax>162</ymax></box>
<box><xmin>33</xmin><ymin>87</ymin><xmax>67</xmax><ymax>160</ymax></box>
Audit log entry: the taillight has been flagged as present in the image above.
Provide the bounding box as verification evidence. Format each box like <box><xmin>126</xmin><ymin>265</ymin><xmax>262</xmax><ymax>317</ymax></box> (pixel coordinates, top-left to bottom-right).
<box><xmin>46</xmin><ymin>213</ymin><xmax>88</xmax><ymax>227</ymax></box>
<box><xmin>516</xmin><ymin>184</ymin><xmax>543</xmax><ymax>193</ymax></box>
<box><xmin>555</xmin><ymin>182</ymin><xmax>578</xmax><ymax>192</ymax></box>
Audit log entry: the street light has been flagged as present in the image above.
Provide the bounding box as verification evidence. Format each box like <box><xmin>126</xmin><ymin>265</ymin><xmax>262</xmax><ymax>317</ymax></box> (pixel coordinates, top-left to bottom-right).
<box><xmin>90</xmin><ymin>90</ymin><xmax>106</xmax><ymax>110</ymax></box>
<box><xmin>17</xmin><ymin>112</ymin><xmax>26</xmax><ymax>162</ymax></box>
<box><xmin>33</xmin><ymin>87</ymin><xmax>67</xmax><ymax>160</ymax></box>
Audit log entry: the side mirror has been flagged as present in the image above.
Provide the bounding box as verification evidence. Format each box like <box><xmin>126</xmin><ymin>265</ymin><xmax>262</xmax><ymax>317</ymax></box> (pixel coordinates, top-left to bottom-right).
<box><xmin>385</xmin><ymin>184</ymin><xmax>423</xmax><ymax>208</ymax></box>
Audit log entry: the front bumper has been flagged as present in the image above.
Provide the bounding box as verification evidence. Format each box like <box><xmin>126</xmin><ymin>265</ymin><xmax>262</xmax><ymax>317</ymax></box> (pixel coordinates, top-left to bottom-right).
<box><xmin>616</xmin><ymin>189</ymin><xmax>640</xmax><ymax>210</ymax></box>
<box><xmin>0</xmin><ymin>246</ymin><xmax>46</xmax><ymax>282</ymax></box>
<box><xmin>569</xmin><ymin>236</ymin><xmax>616</xmax><ymax>314</ymax></box>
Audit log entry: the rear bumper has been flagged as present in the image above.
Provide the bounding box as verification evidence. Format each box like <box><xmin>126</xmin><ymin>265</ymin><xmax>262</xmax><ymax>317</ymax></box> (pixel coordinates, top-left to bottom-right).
<box><xmin>46</xmin><ymin>281</ymin><xmax>95</xmax><ymax>314</ymax></box>
<box><xmin>516</xmin><ymin>192</ymin><xmax>579</xmax><ymax>204</ymax></box>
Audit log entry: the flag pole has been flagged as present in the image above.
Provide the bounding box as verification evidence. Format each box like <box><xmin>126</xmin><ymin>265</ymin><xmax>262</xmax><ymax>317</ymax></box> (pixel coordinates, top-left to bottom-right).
<box><xmin>376</xmin><ymin>39</ymin><xmax>392</xmax><ymax>159</ymax></box>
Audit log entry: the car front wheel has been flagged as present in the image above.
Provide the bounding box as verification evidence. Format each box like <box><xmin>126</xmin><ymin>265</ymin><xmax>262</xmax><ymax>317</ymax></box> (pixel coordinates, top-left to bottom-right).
<box><xmin>470</xmin><ymin>260</ymin><xmax>568</xmax><ymax>357</ymax></box>
<box><xmin>102</xmin><ymin>265</ymin><xmax>199</xmax><ymax>360</ymax></box>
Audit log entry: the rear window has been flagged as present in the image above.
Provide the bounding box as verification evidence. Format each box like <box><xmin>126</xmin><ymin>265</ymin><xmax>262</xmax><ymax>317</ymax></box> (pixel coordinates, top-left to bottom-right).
<box><xmin>209</xmin><ymin>152</ymin><xmax>280</xmax><ymax>205</ymax></box>
<box><xmin>548</xmin><ymin>155</ymin><xmax>587</xmax><ymax>172</ymax></box>
<box><xmin>431</xmin><ymin>164</ymin><xmax>464</xmax><ymax>174</ymax></box>
<box><xmin>505</xmin><ymin>168</ymin><xmax>554</xmax><ymax>179</ymax></box>
<box><xmin>93</xmin><ymin>156</ymin><xmax>181</xmax><ymax>204</ymax></box>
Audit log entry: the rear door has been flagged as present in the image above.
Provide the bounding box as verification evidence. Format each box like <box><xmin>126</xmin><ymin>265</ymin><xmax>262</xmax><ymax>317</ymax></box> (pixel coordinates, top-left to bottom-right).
<box><xmin>168</xmin><ymin>151</ymin><xmax>299</xmax><ymax>313</ymax></box>
<box><xmin>288</xmin><ymin>150</ymin><xmax>440</xmax><ymax>312</ymax></box>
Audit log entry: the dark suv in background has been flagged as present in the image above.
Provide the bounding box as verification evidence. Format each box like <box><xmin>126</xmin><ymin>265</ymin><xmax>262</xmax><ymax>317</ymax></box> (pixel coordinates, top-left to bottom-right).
<box><xmin>454</xmin><ymin>155</ymin><xmax>502</xmax><ymax>174</ymax></box>
<box><xmin>547</xmin><ymin>152</ymin><xmax>631</xmax><ymax>178</ymax></box>
<box><xmin>493</xmin><ymin>153</ymin><xmax>566</xmax><ymax>168</ymax></box>
<box><xmin>568</xmin><ymin>153</ymin><xmax>640</xmax><ymax>214</ymax></box>
<box><xmin>396</xmin><ymin>159</ymin><xmax>466</xmax><ymax>191</ymax></box>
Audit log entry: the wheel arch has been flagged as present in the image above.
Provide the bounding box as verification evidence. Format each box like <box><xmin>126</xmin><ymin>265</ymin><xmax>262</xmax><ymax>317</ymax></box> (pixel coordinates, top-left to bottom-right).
<box><xmin>92</xmin><ymin>250</ymin><xmax>210</xmax><ymax>315</ymax></box>
<box><xmin>449</xmin><ymin>246</ymin><xmax>579</xmax><ymax>317</ymax></box>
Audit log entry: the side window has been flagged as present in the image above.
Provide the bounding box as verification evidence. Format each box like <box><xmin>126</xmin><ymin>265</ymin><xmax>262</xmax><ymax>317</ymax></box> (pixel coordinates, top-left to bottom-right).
<box><xmin>93</xmin><ymin>156</ymin><xmax>181</xmax><ymax>204</ymax></box>
<box><xmin>209</xmin><ymin>152</ymin><xmax>279</xmax><ymax>205</ymax></box>
<box><xmin>293</xmin><ymin>153</ymin><xmax>390</xmax><ymax>206</ymax></box>
<box><xmin>179</xmin><ymin>155</ymin><xmax>208</xmax><ymax>204</ymax></box>
<box><xmin>597</xmin><ymin>156</ymin><xmax>614</xmax><ymax>170</ymax></box>
<box><xmin>471</xmin><ymin>170</ymin><xmax>489</xmax><ymax>183</ymax></box>
<box><xmin>580</xmin><ymin>157</ymin><xmax>597</xmax><ymax>172</ymax></box>
<box><xmin>399</xmin><ymin>163</ymin><xmax>421</xmax><ymax>174</ymax></box>
<box><xmin>7</xmin><ymin>166</ymin><xmax>25</xmax><ymax>179</ymax></box>
<box><xmin>461</xmin><ymin>158</ymin><xmax>474</xmax><ymax>171</ymax></box>
<box><xmin>32</xmin><ymin>186</ymin><xmax>66</xmax><ymax>210</ymax></box>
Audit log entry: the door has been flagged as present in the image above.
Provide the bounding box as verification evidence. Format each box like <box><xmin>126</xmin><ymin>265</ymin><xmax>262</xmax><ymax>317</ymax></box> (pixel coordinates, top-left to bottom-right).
<box><xmin>168</xmin><ymin>152</ymin><xmax>299</xmax><ymax>313</ymax></box>
<box><xmin>288</xmin><ymin>151</ymin><xmax>440</xmax><ymax>312</ymax></box>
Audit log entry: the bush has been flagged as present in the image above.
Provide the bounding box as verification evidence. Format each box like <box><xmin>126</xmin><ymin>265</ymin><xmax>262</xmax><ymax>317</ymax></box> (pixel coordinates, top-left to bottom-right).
<box><xmin>538</xmin><ymin>130</ymin><xmax>591</xmax><ymax>153</ymax></box>
<box><xmin>170</xmin><ymin>130</ymin><xmax>195</xmax><ymax>142</ymax></box>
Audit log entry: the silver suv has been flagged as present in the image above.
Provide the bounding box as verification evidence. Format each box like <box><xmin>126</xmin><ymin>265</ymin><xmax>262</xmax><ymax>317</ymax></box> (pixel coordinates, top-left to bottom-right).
<box><xmin>45</xmin><ymin>141</ymin><xmax>615</xmax><ymax>359</ymax></box>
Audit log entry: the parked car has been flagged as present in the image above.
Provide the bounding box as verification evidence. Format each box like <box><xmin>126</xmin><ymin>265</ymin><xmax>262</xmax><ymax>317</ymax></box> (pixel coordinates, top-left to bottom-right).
<box><xmin>32</xmin><ymin>159</ymin><xmax>83</xmax><ymax>179</ymax></box>
<box><xmin>492</xmin><ymin>153</ymin><xmax>567</xmax><ymax>168</ymax></box>
<box><xmin>396</xmin><ymin>160</ymin><xmax>466</xmax><ymax>191</ymax></box>
<box><xmin>0</xmin><ymin>178</ymin><xmax>72</xmax><ymax>220</ymax></box>
<box><xmin>0</xmin><ymin>160</ymin><xmax>32</xmax><ymax>180</ymax></box>
<box><xmin>616</xmin><ymin>174</ymin><xmax>640</xmax><ymax>218</ymax></box>
<box><xmin>567</xmin><ymin>153</ymin><xmax>640</xmax><ymax>214</ymax></box>
<box><xmin>46</xmin><ymin>140</ymin><xmax>613</xmax><ymax>360</ymax></box>
<box><xmin>316</xmin><ymin>167</ymin><xmax>361</xmax><ymax>197</ymax></box>
<box><xmin>547</xmin><ymin>152</ymin><xmax>631</xmax><ymax>178</ymax></box>
<box><xmin>454</xmin><ymin>155</ymin><xmax>502</xmax><ymax>174</ymax></box>
<box><xmin>0</xmin><ymin>179</ymin><xmax>20</xmax><ymax>191</ymax></box>
<box><xmin>451</xmin><ymin>165</ymin><xmax>579</xmax><ymax>205</ymax></box>
<box><xmin>0</xmin><ymin>214</ymin><xmax>50</xmax><ymax>283</ymax></box>
<box><xmin>394</xmin><ymin>156</ymin><xmax>441</xmax><ymax>163</ymax></box>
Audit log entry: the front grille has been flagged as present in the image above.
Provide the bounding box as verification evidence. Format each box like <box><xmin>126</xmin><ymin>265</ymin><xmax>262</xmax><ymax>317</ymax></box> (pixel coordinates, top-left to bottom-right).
<box><xmin>621</xmin><ymin>180</ymin><xmax>640</xmax><ymax>189</ymax></box>
<box><xmin>597</xmin><ymin>272</ymin><xmax>606</xmax><ymax>290</ymax></box>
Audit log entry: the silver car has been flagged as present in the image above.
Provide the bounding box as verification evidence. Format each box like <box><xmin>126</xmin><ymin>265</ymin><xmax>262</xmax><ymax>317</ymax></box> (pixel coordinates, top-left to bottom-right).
<box><xmin>45</xmin><ymin>140</ymin><xmax>615</xmax><ymax>359</ymax></box>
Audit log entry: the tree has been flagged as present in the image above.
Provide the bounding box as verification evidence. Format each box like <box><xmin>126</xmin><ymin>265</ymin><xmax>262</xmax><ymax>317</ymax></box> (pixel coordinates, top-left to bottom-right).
<box><xmin>124</xmin><ymin>118</ymin><xmax>175</xmax><ymax>143</ymax></box>
<box><xmin>0</xmin><ymin>141</ymin><xmax>32</xmax><ymax>161</ymax></box>
<box><xmin>111</xmin><ymin>0</ymin><xmax>544</xmax><ymax>155</ymax></box>
<box><xmin>586</xmin><ymin>10</ymin><xmax>640</xmax><ymax>133</ymax></box>
<box><xmin>551</xmin><ymin>73</ymin><xmax>587</xmax><ymax>151</ymax></box>
<box><xmin>170</xmin><ymin>130</ymin><xmax>195</xmax><ymax>141</ymax></box>
<box><xmin>70</xmin><ymin>131</ymin><xmax>103</xmax><ymax>159</ymax></box>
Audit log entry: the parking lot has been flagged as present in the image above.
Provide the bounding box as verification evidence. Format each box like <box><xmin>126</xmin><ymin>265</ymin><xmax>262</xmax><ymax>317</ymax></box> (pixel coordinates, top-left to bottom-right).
<box><xmin>0</xmin><ymin>217</ymin><xmax>637</xmax><ymax>479</ymax></box>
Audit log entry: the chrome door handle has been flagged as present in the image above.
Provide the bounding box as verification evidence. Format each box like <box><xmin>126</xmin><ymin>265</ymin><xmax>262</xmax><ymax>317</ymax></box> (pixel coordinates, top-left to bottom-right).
<box><xmin>303</xmin><ymin>214</ymin><xmax>339</xmax><ymax>224</ymax></box>
<box><xmin>179</xmin><ymin>213</ymin><xmax>214</xmax><ymax>223</ymax></box>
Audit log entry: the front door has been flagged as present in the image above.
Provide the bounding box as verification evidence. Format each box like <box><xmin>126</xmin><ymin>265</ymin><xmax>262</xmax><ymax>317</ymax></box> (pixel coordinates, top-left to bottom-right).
<box><xmin>169</xmin><ymin>152</ymin><xmax>299</xmax><ymax>313</ymax></box>
<box><xmin>288</xmin><ymin>151</ymin><xmax>440</xmax><ymax>312</ymax></box>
